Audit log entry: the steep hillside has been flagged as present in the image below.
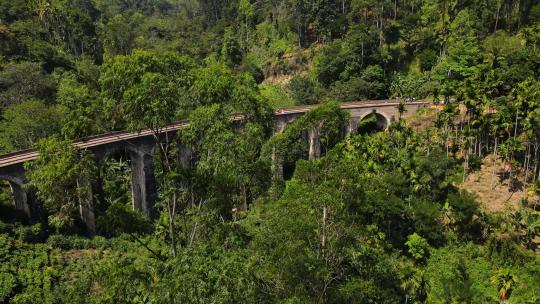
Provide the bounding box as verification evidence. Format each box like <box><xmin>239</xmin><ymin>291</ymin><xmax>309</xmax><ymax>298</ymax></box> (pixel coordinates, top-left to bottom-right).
<box><xmin>461</xmin><ymin>156</ymin><xmax>539</xmax><ymax>212</ymax></box>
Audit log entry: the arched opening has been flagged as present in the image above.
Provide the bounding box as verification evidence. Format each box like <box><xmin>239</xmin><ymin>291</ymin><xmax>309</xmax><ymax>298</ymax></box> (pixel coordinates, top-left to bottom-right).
<box><xmin>281</xmin><ymin>129</ymin><xmax>311</xmax><ymax>181</ymax></box>
<box><xmin>93</xmin><ymin>149</ymin><xmax>134</xmax><ymax>234</ymax></box>
<box><xmin>0</xmin><ymin>177</ymin><xmax>29</xmax><ymax>223</ymax></box>
<box><xmin>357</xmin><ymin>112</ymin><xmax>389</xmax><ymax>134</ymax></box>
<box><xmin>94</xmin><ymin>146</ymin><xmax>154</xmax><ymax>237</ymax></box>
<box><xmin>283</xmin><ymin>161</ymin><xmax>297</xmax><ymax>180</ymax></box>
<box><xmin>98</xmin><ymin>149</ymin><xmax>133</xmax><ymax>209</ymax></box>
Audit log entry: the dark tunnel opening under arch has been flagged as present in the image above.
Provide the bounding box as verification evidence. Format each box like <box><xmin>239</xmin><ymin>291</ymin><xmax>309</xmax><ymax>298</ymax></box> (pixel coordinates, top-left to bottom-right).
<box><xmin>357</xmin><ymin>112</ymin><xmax>389</xmax><ymax>134</ymax></box>
<box><xmin>0</xmin><ymin>178</ymin><xmax>29</xmax><ymax>223</ymax></box>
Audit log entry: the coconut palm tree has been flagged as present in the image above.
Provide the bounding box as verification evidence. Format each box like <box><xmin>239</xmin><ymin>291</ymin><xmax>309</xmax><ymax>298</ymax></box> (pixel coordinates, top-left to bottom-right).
<box><xmin>491</xmin><ymin>268</ymin><xmax>516</xmax><ymax>304</ymax></box>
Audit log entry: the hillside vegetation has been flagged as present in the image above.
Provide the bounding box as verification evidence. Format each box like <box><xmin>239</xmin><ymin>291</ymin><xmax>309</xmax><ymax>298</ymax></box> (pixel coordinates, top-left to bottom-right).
<box><xmin>1</xmin><ymin>0</ymin><xmax>540</xmax><ymax>303</ymax></box>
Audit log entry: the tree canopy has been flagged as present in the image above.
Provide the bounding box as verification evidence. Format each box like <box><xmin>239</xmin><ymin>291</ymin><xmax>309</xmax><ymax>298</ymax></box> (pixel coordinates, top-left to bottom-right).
<box><xmin>1</xmin><ymin>0</ymin><xmax>540</xmax><ymax>303</ymax></box>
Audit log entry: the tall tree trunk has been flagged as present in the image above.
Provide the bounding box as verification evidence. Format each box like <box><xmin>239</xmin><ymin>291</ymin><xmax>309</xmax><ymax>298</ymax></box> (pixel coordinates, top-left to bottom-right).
<box><xmin>492</xmin><ymin>137</ymin><xmax>499</xmax><ymax>189</ymax></box>
<box><xmin>463</xmin><ymin>151</ymin><xmax>469</xmax><ymax>183</ymax></box>
<box><xmin>240</xmin><ymin>183</ymin><xmax>248</xmax><ymax>211</ymax></box>
<box><xmin>478</xmin><ymin>135</ymin><xmax>482</xmax><ymax>157</ymax></box>
<box><xmin>379</xmin><ymin>6</ymin><xmax>384</xmax><ymax>48</ymax></box>
<box><xmin>533</xmin><ymin>143</ymin><xmax>539</xmax><ymax>181</ymax></box>
<box><xmin>189</xmin><ymin>198</ymin><xmax>205</xmax><ymax>246</ymax></box>
<box><xmin>514</xmin><ymin>108</ymin><xmax>519</xmax><ymax>138</ymax></box>
<box><xmin>320</xmin><ymin>202</ymin><xmax>327</xmax><ymax>259</ymax></box>
<box><xmin>245</xmin><ymin>15</ymin><xmax>249</xmax><ymax>47</ymax></box>
<box><xmin>524</xmin><ymin>142</ymin><xmax>531</xmax><ymax>182</ymax></box>
<box><xmin>446</xmin><ymin>127</ymin><xmax>449</xmax><ymax>157</ymax></box>
<box><xmin>508</xmin><ymin>156</ymin><xmax>514</xmax><ymax>192</ymax></box>
<box><xmin>494</xmin><ymin>1</ymin><xmax>501</xmax><ymax>32</ymax></box>
<box><xmin>168</xmin><ymin>191</ymin><xmax>178</xmax><ymax>257</ymax></box>
<box><xmin>153</xmin><ymin>131</ymin><xmax>177</xmax><ymax>258</ymax></box>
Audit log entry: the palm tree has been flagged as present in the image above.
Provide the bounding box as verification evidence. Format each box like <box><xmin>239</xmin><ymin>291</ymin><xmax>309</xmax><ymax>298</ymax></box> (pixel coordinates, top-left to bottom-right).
<box><xmin>491</xmin><ymin>268</ymin><xmax>517</xmax><ymax>304</ymax></box>
<box><xmin>397</xmin><ymin>101</ymin><xmax>407</xmax><ymax>120</ymax></box>
<box><xmin>32</xmin><ymin>0</ymin><xmax>51</xmax><ymax>23</ymax></box>
<box><xmin>401</xmin><ymin>269</ymin><xmax>427</xmax><ymax>303</ymax></box>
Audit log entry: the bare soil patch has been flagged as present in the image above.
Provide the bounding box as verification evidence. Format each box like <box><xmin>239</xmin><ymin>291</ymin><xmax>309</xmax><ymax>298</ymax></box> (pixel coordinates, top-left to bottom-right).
<box><xmin>460</xmin><ymin>155</ymin><xmax>539</xmax><ymax>212</ymax></box>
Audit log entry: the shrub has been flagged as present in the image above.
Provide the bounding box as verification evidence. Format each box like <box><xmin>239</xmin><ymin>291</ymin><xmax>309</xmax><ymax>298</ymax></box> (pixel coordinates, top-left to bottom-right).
<box><xmin>14</xmin><ymin>223</ymin><xmax>43</xmax><ymax>243</ymax></box>
<box><xmin>418</xmin><ymin>49</ymin><xmax>438</xmax><ymax>72</ymax></box>
<box><xmin>96</xmin><ymin>202</ymin><xmax>153</xmax><ymax>237</ymax></box>
<box><xmin>288</xmin><ymin>75</ymin><xmax>318</xmax><ymax>105</ymax></box>
<box><xmin>47</xmin><ymin>234</ymin><xmax>110</xmax><ymax>250</ymax></box>
<box><xmin>406</xmin><ymin>233</ymin><xmax>430</xmax><ymax>261</ymax></box>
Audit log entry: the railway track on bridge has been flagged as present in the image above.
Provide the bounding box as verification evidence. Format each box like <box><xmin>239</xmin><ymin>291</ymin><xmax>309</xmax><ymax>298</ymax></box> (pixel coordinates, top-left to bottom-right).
<box><xmin>0</xmin><ymin>100</ymin><xmax>428</xmax><ymax>168</ymax></box>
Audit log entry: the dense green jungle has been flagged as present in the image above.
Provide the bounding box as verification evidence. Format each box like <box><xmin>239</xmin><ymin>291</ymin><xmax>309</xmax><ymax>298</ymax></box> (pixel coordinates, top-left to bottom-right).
<box><xmin>0</xmin><ymin>0</ymin><xmax>540</xmax><ymax>303</ymax></box>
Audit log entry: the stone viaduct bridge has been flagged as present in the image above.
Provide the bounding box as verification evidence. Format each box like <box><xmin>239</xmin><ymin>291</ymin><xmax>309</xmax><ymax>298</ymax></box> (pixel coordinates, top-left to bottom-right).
<box><xmin>0</xmin><ymin>100</ymin><xmax>427</xmax><ymax>233</ymax></box>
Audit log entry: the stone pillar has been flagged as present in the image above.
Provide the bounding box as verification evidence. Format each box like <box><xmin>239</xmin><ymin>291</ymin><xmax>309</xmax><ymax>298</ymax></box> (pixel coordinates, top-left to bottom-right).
<box><xmin>274</xmin><ymin>119</ymin><xmax>287</xmax><ymax>135</ymax></box>
<box><xmin>308</xmin><ymin>124</ymin><xmax>321</xmax><ymax>160</ymax></box>
<box><xmin>271</xmin><ymin>147</ymin><xmax>284</xmax><ymax>181</ymax></box>
<box><xmin>130</xmin><ymin>149</ymin><xmax>157</xmax><ymax>219</ymax></box>
<box><xmin>92</xmin><ymin>172</ymin><xmax>106</xmax><ymax>212</ymax></box>
<box><xmin>178</xmin><ymin>143</ymin><xmax>192</xmax><ymax>169</ymax></box>
<box><xmin>9</xmin><ymin>181</ymin><xmax>31</xmax><ymax>218</ymax></box>
<box><xmin>272</xmin><ymin>118</ymin><xmax>288</xmax><ymax>180</ymax></box>
<box><xmin>26</xmin><ymin>190</ymin><xmax>42</xmax><ymax>222</ymax></box>
<box><xmin>78</xmin><ymin>179</ymin><xmax>95</xmax><ymax>235</ymax></box>
<box><xmin>347</xmin><ymin>118</ymin><xmax>359</xmax><ymax>135</ymax></box>
<box><xmin>178</xmin><ymin>143</ymin><xmax>193</xmax><ymax>208</ymax></box>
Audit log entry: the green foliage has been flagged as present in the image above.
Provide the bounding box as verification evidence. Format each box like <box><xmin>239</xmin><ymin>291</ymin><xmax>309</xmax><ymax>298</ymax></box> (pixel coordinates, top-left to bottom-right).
<box><xmin>0</xmin><ymin>99</ymin><xmax>62</xmax><ymax>153</ymax></box>
<box><xmin>288</xmin><ymin>74</ymin><xmax>318</xmax><ymax>105</ymax></box>
<box><xmin>418</xmin><ymin>49</ymin><xmax>438</xmax><ymax>72</ymax></box>
<box><xmin>0</xmin><ymin>233</ymin><xmax>54</xmax><ymax>304</ymax></box>
<box><xmin>263</xmin><ymin>101</ymin><xmax>349</xmax><ymax>169</ymax></box>
<box><xmin>97</xmin><ymin>202</ymin><xmax>152</xmax><ymax>237</ymax></box>
<box><xmin>150</xmin><ymin>241</ymin><xmax>258</xmax><ymax>303</ymax></box>
<box><xmin>182</xmin><ymin>102</ymin><xmax>270</xmax><ymax>213</ymax></box>
<box><xmin>0</xmin><ymin>61</ymin><xmax>55</xmax><ymax>109</ymax></box>
<box><xmin>1</xmin><ymin>0</ymin><xmax>540</xmax><ymax>302</ymax></box>
<box><xmin>491</xmin><ymin>268</ymin><xmax>517</xmax><ymax>303</ymax></box>
<box><xmin>313</xmin><ymin>41</ymin><xmax>346</xmax><ymax>87</ymax></box>
<box><xmin>26</xmin><ymin>137</ymin><xmax>96</xmax><ymax>230</ymax></box>
<box><xmin>406</xmin><ymin>233</ymin><xmax>430</xmax><ymax>261</ymax></box>
<box><xmin>446</xmin><ymin>190</ymin><xmax>482</xmax><ymax>240</ymax></box>
<box><xmin>56</xmin><ymin>72</ymin><xmax>102</xmax><ymax>139</ymax></box>
<box><xmin>390</xmin><ymin>72</ymin><xmax>440</xmax><ymax>99</ymax></box>
<box><xmin>46</xmin><ymin>234</ymin><xmax>109</xmax><ymax>250</ymax></box>
<box><xmin>221</xmin><ymin>27</ymin><xmax>243</xmax><ymax>65</ymax></box>
<box><xmin>2</xmin><ymin>122</ymin><xmax>540</xmax><ymax>303</ymax></box>
<box><xmin>259</xmin><ymin>83</ymin><xmax>296</xmax><ymax>109</ymax></box>
<box><xmin>100</xmin><ymin>50</ymin><xmax>195</xmax><ymax>129</ymax></box>
<box><xmin>426</xmin><ymin>242</ymin><xmax>540</xmax><ymax>303</ymax></box>
<box><xmin>101</xmin><ymin>13</ymin><xmax>142</xmax><ymax>57</ymax></box>
<box><xmin>425</xmin><ymin>244</ymin><xmax>497</xmax><ymax>303</ymax></box>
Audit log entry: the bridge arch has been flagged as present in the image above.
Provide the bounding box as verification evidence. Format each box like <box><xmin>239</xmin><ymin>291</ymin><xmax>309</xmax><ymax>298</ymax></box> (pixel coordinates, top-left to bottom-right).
<box><xmin>0</xmin><ymin>174</ymin><xmax>24</xmax><ymax>186</ymax></box>
<box><xmin>99</xmin><ymin>144</ymin><xmax>142</xmax><ymax>161</ymax></box>
<box><xmin>357</xmin><ymin>111</ymin><xmax>390</xmax><ymax>133</ymax></box>
<box><xmin>95</xmin><ymin>143</ymin><xmax>157</xmax><ymax>219</ymax></box>
<box><xmin>0</xmin><ymin>174</ymin><xmax>30</xmax><ymax>219</ymax></box>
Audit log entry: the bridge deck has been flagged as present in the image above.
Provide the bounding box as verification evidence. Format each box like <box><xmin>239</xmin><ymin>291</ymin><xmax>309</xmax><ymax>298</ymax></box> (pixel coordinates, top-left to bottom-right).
<box><xmin>0</xmin><ymin>100</ymin><xmax>427</xmax><ymax>168</ymax></box>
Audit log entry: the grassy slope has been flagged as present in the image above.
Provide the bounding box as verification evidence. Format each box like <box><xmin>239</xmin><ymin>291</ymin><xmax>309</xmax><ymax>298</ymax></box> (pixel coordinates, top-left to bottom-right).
<box><xmin>259</xmin><ymin>83</ymin><xmax>296</xmax><ymax>109</ymax></box>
